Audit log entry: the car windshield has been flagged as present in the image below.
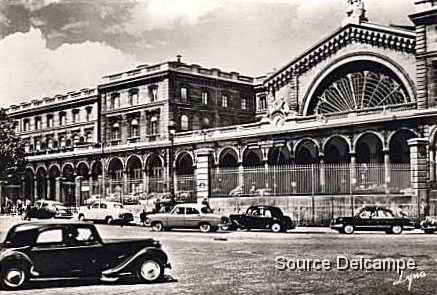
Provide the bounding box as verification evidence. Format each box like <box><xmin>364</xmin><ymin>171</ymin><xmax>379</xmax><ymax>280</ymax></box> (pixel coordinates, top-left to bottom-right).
<box><xmin>1</xmin><ymin>224</ymin><xmax>40</xmax><ymax>245</ymax></box>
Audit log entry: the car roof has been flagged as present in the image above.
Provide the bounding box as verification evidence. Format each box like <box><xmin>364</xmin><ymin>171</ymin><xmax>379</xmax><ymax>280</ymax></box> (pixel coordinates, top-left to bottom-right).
<box><xmin>248</xmin><ymin>205</ymin><xmax>279</xmax><ymax>210</ymax></box>
<box><xmin>174</xmin><ymin>203</ymin><xmax>207</xmax><ymax>210</ymax></box>
<box><xmin>361</xmin><ymin>205</ymin><xmax>393</xmax><ymax>210</ymax></box>
<box><xmin>14</xmin><ymin>220</ymin><xmax>93</xmax><ymax>227</ymax></box>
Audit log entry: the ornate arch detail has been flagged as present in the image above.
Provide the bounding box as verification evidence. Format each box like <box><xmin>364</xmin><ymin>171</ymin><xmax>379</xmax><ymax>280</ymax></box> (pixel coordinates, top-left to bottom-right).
<box><xmin>25</xmin><ymin>166</ymin><xmax>35</xmax><ymax>175</ymax></box>
<box><xmin>47</xmin><ymin>163</ymin><xmax>61</xmax><ymax>173</ymax></box>
<box><xmin>321</xmin><ymin>134</ymin><xmax>352</xmax><ymax>154</ymax></box>
<box><xmin>90</xmin><ymin>160</ymin><xmax>102</xmax><ymax>171</ymax></box>
<box><xmin>429</xmin><ymin>125</ymin><xmax>437</xmax><ymax>149</ymax></box>
<box><xmin>144</xmin><ymin>153</ymin><xmax>165</xmax><ymax>168</ymax></box>
<box><xmin>174</xmin><ymin>150</ymin><xmax>195</xmax><ymax>168</ymax></box>
<box><xmin>35</xmin><ymin>165</ymin><xmax>47</xmax><ymax>175</ymax></box>
<box><xmin>126</xmin><ymin>154</ymin><xmax>144</xmax><ymax>170</ymax></box>
<box><xmin>217</xmin><ymin>146</ymin><xmax>240</xmax><ymax>163</ymax></box>
<box><xmin>76</xmin><ymin>161</ymin><xmax>90</xmax><ymax>170</ymax></box>
<box><xmin>387</xmin><ymin>128</ymin><xmax>420</xmax><ymax>147</ymax></box>
<box><xmin>302</xmin><ymin>52</ymin><xmax>416</xmax><ymax>116</ymax></box>
<box><xmin>292</xmin><ymin>137</ymin><xmax>321</xmax><ymax>156</ymax></box>
<box><xmin>106</xmin><ymin>156</ymin><xmax>124</xmax><ymax>171</ymax></box>
<box><xmin>352</xmin><ymin>131</ymin><xmax>385</xmax><ymax>153</ymax></box>
<box><xmin>61</xmin><ymin>162</ymin><xmax>75</xmax><ymax>174</ymax></box>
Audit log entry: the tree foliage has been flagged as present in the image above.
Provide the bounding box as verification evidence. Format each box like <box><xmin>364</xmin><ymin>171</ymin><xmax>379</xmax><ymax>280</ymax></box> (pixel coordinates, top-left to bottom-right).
<box><xmin>0</xmin><ymin>109</ymin><xmax>26</xmax><ymax>182</ymax></box>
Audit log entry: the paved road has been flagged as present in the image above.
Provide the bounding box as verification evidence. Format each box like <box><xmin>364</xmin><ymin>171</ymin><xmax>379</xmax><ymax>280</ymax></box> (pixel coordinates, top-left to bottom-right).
<box><xmin>1</xmin><ymin>216</ymin><xmax>436</xmax><ymax>295</ymax></box>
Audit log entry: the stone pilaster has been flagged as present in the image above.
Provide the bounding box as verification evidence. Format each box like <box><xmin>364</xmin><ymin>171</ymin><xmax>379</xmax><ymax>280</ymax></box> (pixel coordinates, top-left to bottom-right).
<box><xmin>75</xmin><ymin>176</ymin><xmax>82</xmax><ymax>206</ymax></box>
<box><xmin>408</xmin><ymin>138</ymin><xmax>430</xmax><ymax>221</ymax></box>
<box><xmin>383</xmin><ymin>150</ymin><xmax>391</xmax><ymax>194</ymax></box>
<box><xmin>194</xmin><ymin>148</ymin><xmax>214</xmax><ymax>202</ymax></box>
<box><xmin>55</xmin><ymin>177</ymin><xmax>62</xmax><ymax>202</ymax></box>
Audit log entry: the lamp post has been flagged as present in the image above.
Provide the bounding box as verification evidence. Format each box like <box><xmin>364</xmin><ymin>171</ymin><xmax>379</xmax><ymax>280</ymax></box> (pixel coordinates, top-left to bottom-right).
<box><xmin>168</xmin><ymin>120</ymin><xmax>177</xmax><ymax>196</ymax></box>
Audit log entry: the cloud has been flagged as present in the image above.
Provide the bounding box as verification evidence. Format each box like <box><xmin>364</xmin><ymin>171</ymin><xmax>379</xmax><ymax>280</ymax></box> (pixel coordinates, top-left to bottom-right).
<box><xmin>0</xmin><ymin>28</ymin><xmax>139</xmax><ymax>107</ymax></box>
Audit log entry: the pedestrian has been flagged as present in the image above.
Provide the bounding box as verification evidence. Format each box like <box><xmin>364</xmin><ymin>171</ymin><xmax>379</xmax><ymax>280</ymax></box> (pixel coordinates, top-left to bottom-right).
<box><xmin>23</xmin><ymin>203</ymin><xmax>32</xmax><ymax>221</ymax></box>
<box><xmin>396</xmin><ymin>205</ymin><xmax>407</xmax><ymax>218</ymax></box>
<box><xmin>201</xmin><ymin>197</ymin><xmax>211</xmax><ymax>210</ymax></box>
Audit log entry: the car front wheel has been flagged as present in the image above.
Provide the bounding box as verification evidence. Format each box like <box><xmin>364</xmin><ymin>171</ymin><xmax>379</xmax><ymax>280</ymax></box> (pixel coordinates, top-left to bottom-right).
<box><xmin>271</xmin><ymin>223</ymin><xmax>282</xmax><ymax>233</ymax></box>
<box><xmin>343</xmin><ymin>224</ymin><xmax>354</xmax><ymax>234</ymax></box>
<box><xmin>105</xmin><ymin>216</ymin><xmax>113</xmax><ymax>224</ymax></box>
<box><xmin>199</xmin><ymin>223</ymin><xmax>212</xmax><ymax>233</ymax></box>
<box><xmin>137</xmin><ymin>259</ymin><xmax>164</xmax><ymax>283</ymax></box>
<box><xmin>151</xmin><ymin>222</ymin><xmax>164</xmax><ymax>232</ymax></box>
<box><xmin>391</xmin><ymin>225</ymin><xmax>403</xmax><ymax>235</ymax></box>
<box><xmin>1</xmin><ymin>264</ymin><xmax>28</xmax><ymax>290</ymax></box>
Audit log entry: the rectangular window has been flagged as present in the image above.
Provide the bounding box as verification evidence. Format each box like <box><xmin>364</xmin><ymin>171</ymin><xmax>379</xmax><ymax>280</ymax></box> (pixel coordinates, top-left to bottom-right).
<box><xmin>181</xmin><ymin>87</ymin><xmax>188</xmax><ymax>101</ymax></box>
<box><xmin>202</xmin><ymin>91</ymin><xmax>208</xmax><ymax>105</ymax></box>
<box><xmin>47</xmin><ymin>115</ymin><xmax>54</xmax><ymax>128</ymax></box>
<box><xmin>259</xmin><ymin>96</ymin><xmax>267</xmax><ymax>110</ymax></box>
<box><xmin>222</xmin><ymin>94</ymin><xmax>228</xmax><ymax>108</ymax></box>
<box><xmin>86</xmin><ymin>107</ymin><xmax>92</xmax><ymax>121</ymax></box>
<box><xmin>23</xmin><ymin>120</ymin><xmax>30</xmax><ymax>132</ymax></box>
<box><xmin>129</xmin><ymin>90</ymin><xmax>139</xmax><ymax>105</ymax></box>
<box><xmin>72</xmin><ymin>110</ymin><xmax>80</xmax><ymax>123</ymax></box>
<box><xmin>149</xmin><ymin>86</ymin><xmax>158</xmax><ymax>102</ymax></box>
<box><xmin>241</xmin><ymin>98</ymin><xmax>247</xmax><ymax>110</ymax></box>
<box><xmin>59</xmin><ymin>113</ymin><xmax>66</xmax><ymax>126</ymax></box>
<box><xmin>111</xmin><ymin>93</ymin><xmax>120</xmax><ymax>109</ymax></box>
<box><xmin>35</xmin><ymin>117</ymin><xmax>41</xmax><ymax>130</ymax></box>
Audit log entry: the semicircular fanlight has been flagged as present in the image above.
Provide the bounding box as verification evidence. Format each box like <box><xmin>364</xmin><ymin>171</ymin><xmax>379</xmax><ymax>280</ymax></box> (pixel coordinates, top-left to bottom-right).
<box><xmin>314</xmin><ymin>71</ymin><xmax>411</xmax><ymax>115</ymax></box>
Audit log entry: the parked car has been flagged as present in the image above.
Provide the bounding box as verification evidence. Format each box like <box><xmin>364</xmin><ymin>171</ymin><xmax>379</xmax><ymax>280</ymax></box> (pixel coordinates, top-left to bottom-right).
<box><xmin>225</xmin><ymin>205</ymin><xmax>295</xmax><ymax>233</ymax></box>
<box><xmin>77</xmin><ymin>201</ymin><xmax>133</xmax><ymax>224</ymax></box>
<box><xmin>0</xmin><ymin>221</ymin><xmax>171</xmax><ymax>290</ymax></box>
<box><xmin>26</xmin><ymin>200</ymin><xmax>73</xmax><ymax>219</ymax></box>
<box><xmin>420</xmin><ymin>216</ymin><xmax>436</xmax><ymax>234</ymax></box>
<box><xmin>330</xmin><ymin>206</ymin><xmax>416</xmax><ymax>234</ymax></box>
<box><xmin>145</xmin><ymin>203</ymin><xmax>227</xmax><ymax>233</ymax></box>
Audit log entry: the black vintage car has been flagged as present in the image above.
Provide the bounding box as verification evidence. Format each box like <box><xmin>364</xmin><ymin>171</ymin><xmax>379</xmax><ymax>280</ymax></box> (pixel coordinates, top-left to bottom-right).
<box><xmin>330</xmin><ymin>206</ymin><xmax>416</xmax><ymax>234</ymax></box>
<box><xmin>225</xmin><ymin>205</ymin><xmax>296</xmax><ymax>233</ymax></box>
<box><xmin>420</xmin><ymin>216</ymin><xmax>436</xmax><ymax>234</ymax></box>
<box><xmin>25</xmin><ymin>200</ymin><xmax>73</xmax><ymax>219</ymax></box>
<box><xmin>0</xmin><ymin>221</ymin><xmax>171</xmax><ymax>290</ymax></box>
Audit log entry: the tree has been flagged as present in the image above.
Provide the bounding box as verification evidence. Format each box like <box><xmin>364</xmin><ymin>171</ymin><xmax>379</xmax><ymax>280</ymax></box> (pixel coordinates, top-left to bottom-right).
<box><xmin>0</xmin><ymin>109</ymin><xmax>26</xmax><ymax>182</ymax></box>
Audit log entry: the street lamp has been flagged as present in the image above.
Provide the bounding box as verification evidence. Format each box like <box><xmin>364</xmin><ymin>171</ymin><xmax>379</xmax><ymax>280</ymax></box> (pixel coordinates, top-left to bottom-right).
<box><xmin>168</xmin><ymin>120</ymin><xmax>177</xmax><ymax>196</ymax></box>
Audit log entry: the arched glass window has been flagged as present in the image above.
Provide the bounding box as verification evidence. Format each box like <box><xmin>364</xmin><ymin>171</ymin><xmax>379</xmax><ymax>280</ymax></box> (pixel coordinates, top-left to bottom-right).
<box><xmin>73</xmin><ymin>134</ymin><xmax>80</xmax><ymax>145</ymax></box>
<box><xmin>112</xmin><ymin>122</ymin><xmax>120</xmax><ymax>140</ymax></box>
<box><xmin>181</xmin><ymin>115</ymin><xmax>189</xmax><ymax>131</ymax></box>
<box><xmin>222</xmin><ymin>94</ymin><xmax>228</xmax><ymax>108</ymax></box>
<box><xmin>86</xmin><ymin>132</ymin><xmax>93</xmax><ymax>143</ymax></box>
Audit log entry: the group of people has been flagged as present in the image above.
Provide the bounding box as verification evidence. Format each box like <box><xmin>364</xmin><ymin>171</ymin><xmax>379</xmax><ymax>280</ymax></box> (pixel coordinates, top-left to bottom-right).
<box><xmin>1</xmin><ymin>198</ymin><xmax>31</xmax><ymax>215</ymax></box>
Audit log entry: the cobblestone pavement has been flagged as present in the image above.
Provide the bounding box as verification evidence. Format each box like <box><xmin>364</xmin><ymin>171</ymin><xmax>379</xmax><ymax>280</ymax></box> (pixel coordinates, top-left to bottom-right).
<box><xmin>1</xmin><ymin>216</ymin><xmax>436</xmax><ymax>295</ymax></box>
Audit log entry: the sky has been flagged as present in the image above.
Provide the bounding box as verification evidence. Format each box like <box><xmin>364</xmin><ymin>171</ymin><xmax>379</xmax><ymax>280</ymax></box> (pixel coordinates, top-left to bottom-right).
<box><xmin>0</xmin><ymin>0</ymin><xmax>414</xmax><ymax>107</ymax></box>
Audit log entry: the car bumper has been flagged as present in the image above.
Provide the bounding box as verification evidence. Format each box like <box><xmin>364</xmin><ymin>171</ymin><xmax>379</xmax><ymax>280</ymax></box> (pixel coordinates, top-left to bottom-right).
<box><xmin>421</xmin><ymin>225</ymin><xmax>437</xmax><ymax>230</ymax></box>
<box><xmin>403</xmin><ymin>225</ymin><xmax>416</xmax><ymax>231</ymax></box>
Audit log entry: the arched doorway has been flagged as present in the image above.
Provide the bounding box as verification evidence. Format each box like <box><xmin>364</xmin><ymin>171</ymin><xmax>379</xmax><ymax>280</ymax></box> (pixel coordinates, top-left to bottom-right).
<box><xmin>146</xmin><ymin>154</ymin><xmax>164</xmax><ymax>193</ymax></box>
<box><xmin>214</xmin><ymin>148</ymin><xmax>239</xmax><ymax>197</ymax></box>
<box><xmin>24</xmin><ymin>168</ymin><xmax>34</xmax><ymax>201</ymax></box>
<box><xmin>76</xmin><ymin>162</ymin><xmax>90</xmax><ymax>180</ymax></box>
<box><xmin>243</xmin><ymin>149</ymin><xmax>262</xmax><ymax>167</ymax></box>
<box><xmin>62</xmin><ymin>164</ymin><xmax>75</xmax><ymax>206</ymax></box>
<box><xmin>126</xmin><ymin>155</ymin><xmax>142</xmax><ymax>194</ymax></box>
<box><xmin>324</xmin><ymin>136</ymin><xmax>351</xmax><ymax>193</ymax></box>
<box><xmin>389</xmin><ymin>130</ymin><xmax>416</xmax><ymax>163</ymax></box>
<box><xmin>108</xmin><ymin>158</ymin><xmax>124</xmax><ymax>197</ymax></box>
<box><xmin>175</xmin><ymin>152</ymin><xmax>195</xmax><ymax>195</ymax></box>
<box><xmin>36</xmin><ymin>167</ymin><xmax>47</xmax><ymax>200</ymax></box>
<box><xmin>295</xmin><ymin>139</ymin><xmax>319</xmax><ymax>164</ymax></box>
<box><xmin>295</xmin><ymin>139</ymin><xmax>320</xmax><ymax>193</ymax></box>
<box><xmin>48</xmin><ymin>166</ymin><xmax>60</xmax><ymax>200</ymax></box>
<box><xmin>355</xmin><ymin>133</ymin><xmax>384</xmax><ymax>190</ymax></box>
<box><xmin>268</xmin><ymin>147</ymin><xmax>290</xmax><ymax>166</ymax></box>
<box><xmin>219</xmin><ymin>148</ymin><xmax>238</xmax><ymax>168</ymax></box>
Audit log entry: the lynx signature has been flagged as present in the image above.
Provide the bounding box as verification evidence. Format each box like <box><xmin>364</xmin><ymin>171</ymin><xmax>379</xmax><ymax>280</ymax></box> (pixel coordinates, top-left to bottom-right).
<box><xmin>392</xmin><ymin>270</ymin><xmax>427</xmax><ymax>292</ymax></box>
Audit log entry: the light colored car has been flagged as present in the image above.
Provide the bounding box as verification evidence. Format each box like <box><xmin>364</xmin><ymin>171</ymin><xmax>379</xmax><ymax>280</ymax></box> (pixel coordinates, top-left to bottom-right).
<box><xmin>77</xmin><ymin>201</ymin><xmax>134</xmax><ymax>224</ymax></box>
<box><xmin>29</xmin><ymin>200</ymin><xmax>73</xmax><ymax>219</ymax></box>
<box><xmin>146</xmin><ymin>203</ymin><xmax>226</xmax><ymax>233</ymax></box>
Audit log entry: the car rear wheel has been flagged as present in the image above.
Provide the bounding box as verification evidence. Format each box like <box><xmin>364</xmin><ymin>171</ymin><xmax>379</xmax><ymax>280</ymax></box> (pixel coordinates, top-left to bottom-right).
<box><xmin>199</xmin><ymin>223</ymin><xmax>212</xmax><ymax>233</ymax></box>
<box><xmin>105</xmin><ymin>216</ymin><xmax>113</xmax><ymax>224</ymax></box>
<box><xmin>391</xmin><ymin>225</ymin><xmax>403</xmax><ymax>235</ymax></box>
<box><xmin>151</xmin><ymin>222</ymin><xmax>164</xmax><ymax>232</ymax></box>
<box><xmin>78</xmin><ymin>214</ymin><xmax>85</xmax><ymax>221</ymax></box>
<box><xmin>343</xmin><ymin>224</ymin><xmax>354</xmax><ymax>234</ymax></box>
<box><xmin>271</xmin><ymin>223</ymin><xmax>282</xmax><ymax>233</ymax></box>
<box><xmin>1</xmin><ymin>264</ymin><xmax>28</xmax><ymax>290</ymax></box>
<box><xmin>137</xmin><ymin>259</ymin><xmax>164</xmax><ymax>283</ymax></box>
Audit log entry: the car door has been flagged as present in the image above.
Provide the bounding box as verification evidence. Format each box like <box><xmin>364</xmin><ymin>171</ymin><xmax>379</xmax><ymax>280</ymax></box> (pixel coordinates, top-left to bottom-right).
<box><xmin>374</xmin><ymin>209</ymin><xmax>394</xmax><ymax>231</ymax></box>
<box><xmin>86</xmin><ymin>203</ymin><xmax>101</xmax><ymax>220</ymax></box>
<box><xmin>63</xmin><ymin>225</ymin><xmax>102</xmax><ymax>276</ymax></box>
<box><xmin>28</xmin><ymin>227</ymin><xmax>80</xmax><ymax>277</ymax></box>
<box><xmin>169</xmin><ymin>207</ymin><xmax>186</xmax><ymax>228</ymax></box>
<box><xmin>184</xmin><ymin>207</ymin><xmax>201</xmax><ymax>228</ymax></box>
<box><xmin>354</xmin><ymin>208</ymin><xmax>373</xmax><ymax>230</ymax></box>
